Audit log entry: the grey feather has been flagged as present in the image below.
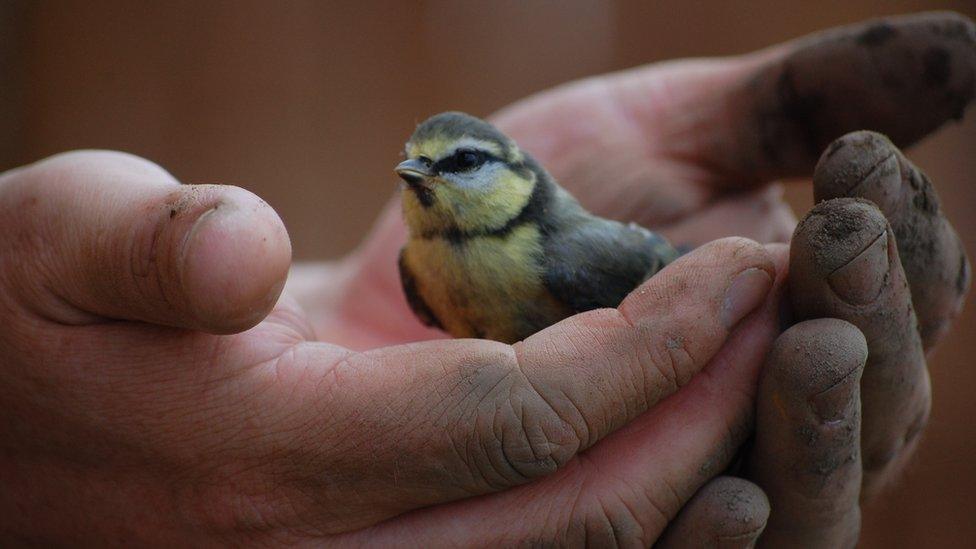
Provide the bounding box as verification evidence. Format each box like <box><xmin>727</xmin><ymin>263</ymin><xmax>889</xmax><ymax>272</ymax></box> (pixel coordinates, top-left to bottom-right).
<box><xmin>542</xmin><ymin>216</ymin><xmax>678</xmax><ymax>313</ymax></box>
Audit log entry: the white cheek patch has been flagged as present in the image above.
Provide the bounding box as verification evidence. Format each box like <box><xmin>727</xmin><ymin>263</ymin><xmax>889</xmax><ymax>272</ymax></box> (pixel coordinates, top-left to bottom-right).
<box><xmin>444</xmin><ymin>162</ymin><xmax>506</xmax><ymax>191</ymax></box>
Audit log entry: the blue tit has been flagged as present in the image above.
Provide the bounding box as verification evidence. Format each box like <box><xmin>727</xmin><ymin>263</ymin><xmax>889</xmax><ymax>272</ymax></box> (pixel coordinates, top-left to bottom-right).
<box><xmin>396</xmin><ymin>112</ymin><xmax>679</xmax><ymax>343</ymax></box>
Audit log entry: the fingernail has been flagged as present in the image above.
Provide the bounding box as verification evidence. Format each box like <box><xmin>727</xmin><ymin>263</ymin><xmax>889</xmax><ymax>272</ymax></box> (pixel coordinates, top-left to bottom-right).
<box><xmin>827</xmin><ymin>230</ymin><xmax>890</xmax><ymax>305</ymax></box>
<box><xmin>815</xmin><ymin>132</ymin><xmax>901</xmax><ymax>211</ymax></box>
<box><xmin>180</xmin><ymin>203</ymin><xmax>224</xmax><ymax>266</ymax></box>
<box><xmin>846</xmin><ymin>153</ymin><xmax>901</xmax><ymax>212</ymax></box>
<box><xmin>179</xmin><ymin>202</ymin><xmax>229</xmax><ymax>319</ymax></box>
<box><xmin>721</xmin><ymin>268</ymin><xmax>773</xmax><ymax>329</ymax></box>
<box><xmin>810</xmin><ymin>366</ymin><xmax>860</xmax><ymax>422</ymax></box>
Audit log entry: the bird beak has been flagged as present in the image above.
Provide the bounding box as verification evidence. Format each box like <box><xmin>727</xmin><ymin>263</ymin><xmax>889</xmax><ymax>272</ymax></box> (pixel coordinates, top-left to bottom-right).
<box><xmin>395</xmin><ymin>159</ymin><xmax>434</xmax><ymax>186</ymax></box>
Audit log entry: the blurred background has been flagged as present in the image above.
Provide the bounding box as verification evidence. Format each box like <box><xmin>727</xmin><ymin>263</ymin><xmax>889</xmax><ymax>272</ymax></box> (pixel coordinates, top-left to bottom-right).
<box><xmin>2</xmin><ymin>1</ymin><xmax>974</xmax><ymax>545</ymax></box>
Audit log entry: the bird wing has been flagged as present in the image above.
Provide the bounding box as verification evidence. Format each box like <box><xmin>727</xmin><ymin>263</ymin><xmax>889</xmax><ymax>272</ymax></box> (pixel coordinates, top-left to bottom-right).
<box><xmin>398</xmin><ymin>249</ymin><xmax>444</xmax><ymax>330</ymax></box>
<box><xmin>542</xmin><ymin>218</ymin><xmax>678</xmax><ymax>313</ymax></box>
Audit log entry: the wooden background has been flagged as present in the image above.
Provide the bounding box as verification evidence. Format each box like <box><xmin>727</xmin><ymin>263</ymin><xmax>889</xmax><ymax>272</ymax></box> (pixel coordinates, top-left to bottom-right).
<box><xmin>2</xmin><ymin>1</ymin><xmax>974</xmax><ymax>545</ymax></box>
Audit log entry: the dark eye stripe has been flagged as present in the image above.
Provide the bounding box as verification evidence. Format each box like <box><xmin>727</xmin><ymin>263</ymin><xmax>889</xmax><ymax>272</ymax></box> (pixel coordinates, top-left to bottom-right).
<box><xmin>433</xmin><ymin>148</ymin><xmax>503</xmax><ymax>174</ymax></box>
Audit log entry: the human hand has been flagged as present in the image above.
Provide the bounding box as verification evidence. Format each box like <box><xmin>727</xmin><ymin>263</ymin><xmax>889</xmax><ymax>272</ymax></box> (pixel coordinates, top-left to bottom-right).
<box><xmin>741</xmin><ymin>128</ymin><xmax>969</xmax><ymax>545</ymax></box>
<box><xmin>287</xmin><ymin>10</ymin><xmax>973</xmax><ymax>547</ymax></box>
<box><xmin>1</xmin><ymin>151</ymin><xmax>791</xmax><ymax>544</ymax></box>
<box><xmin>661</xmin><ymin>151</ymin><xmax>969</xmax><ymax>547</ymax></box>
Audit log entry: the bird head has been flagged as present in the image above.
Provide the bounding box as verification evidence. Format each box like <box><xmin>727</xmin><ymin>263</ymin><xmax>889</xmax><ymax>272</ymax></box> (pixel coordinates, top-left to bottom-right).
<box><xmin>396</xmin><ymin>112</ymin><xmax>538</xmax><ymax>237</ymax></box>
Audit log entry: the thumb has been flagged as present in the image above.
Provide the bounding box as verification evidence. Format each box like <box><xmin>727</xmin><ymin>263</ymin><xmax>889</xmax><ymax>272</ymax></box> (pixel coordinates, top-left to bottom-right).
<box><xmin>0</xmin><ymin>150</ymin><xmax>291</xmax><ymax>334</ymax></box>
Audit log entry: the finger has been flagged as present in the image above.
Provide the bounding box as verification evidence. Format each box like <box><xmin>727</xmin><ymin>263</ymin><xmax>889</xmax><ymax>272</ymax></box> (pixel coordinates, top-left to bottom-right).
<box><xmin>0</xmin><ymin>150</ymin><xmax>291</xmax><ymax>334</ymax></box>
<box><xmin>659</xmin><ymin>185</ymin><xmax>797</xmax><ymax>247</ymax></box>
<box><xmin>492</xmin><ymin>12</ymin><xmax>975</xmax><ymax>211</ymax></box>
<box><xmin>279</xmin><ymin>237</ymin><xmax>774</xmax><ymax>531</ymax></box>
<box><xmin>813</xmin><ymin>130</ymin><xmax>970</xmax><ymax>349</ymax></box>
<box><xmin>344</xmin><ymin>247</ymin><xmax>789</xmax><ymax>545</ymax></box>
<box><xmin>747</xmin><ymin>319</ymin><xmax>865</xmax><ymax>548</ymax></box>
<box><xmin>789</xmin><ymin>199</ymin><xmax>930</xmax><ymax>499</ymax></box>
<box><xmin>723</xmin><ymin>11</ymin><xmax>976</xmax><ymax>183</ymax></box>
<box><xmin>656</xmin><ymin>477</ymin><xmax>770</xmax><ymax>549</ymax></box>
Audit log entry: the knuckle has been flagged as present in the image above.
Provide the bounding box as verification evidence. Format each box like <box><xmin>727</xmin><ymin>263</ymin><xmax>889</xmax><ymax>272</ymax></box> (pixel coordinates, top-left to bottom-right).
<box><xmin>0</xmin><ymin>150</ymin><xmax>183</xmax><ymax>300</ymax></box>
<box><xmin>459</xmin><ymin>348</ymin><xmax>583</xmax><ymax>486</ymax></box>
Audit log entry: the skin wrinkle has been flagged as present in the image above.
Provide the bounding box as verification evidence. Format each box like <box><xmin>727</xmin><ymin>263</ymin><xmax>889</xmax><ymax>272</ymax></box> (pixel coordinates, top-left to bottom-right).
<box><xmin>620</xmin><ymin>339</ymin><xmax>648</xmax><ymax>422</ymax></box>
<box><xmin>592</xmin><ymin>367</ymin><xmax>624</xmax><ymax>448</ymax></box>
<box><xmin>650</xmin><ymin>474</ymin><xmax>688</xmax><ymax>534</ymax></box>
<box><xmin>476</xmin><ymin>369</ymin><xmax>533</xmax><ymax>486</ymax></box>
<box><xmin>509</xmin><ymin>398</ymin><xmax>538</xmax><ymax>483</ymax></box>
<box><xmin>531</xmin><ymin>403</ymin><xmax>581</xmax><ymax>479</ymax></box>
<box><xmin>4</xmin><ymin>199</ymin><xmax>98</xmax><ymax>325</ymax></box>
<box><xmin>577</xmin><ymin>460</ymin><xmax>659</xmax><ymax>545</ymax></box>
<box><xmin>580</xmin><ymin>492</ymin><xmax>622</xmax><ymax>547</ymax></box>
<box><xmin>425</xmin><ymin>359</ymin><xmax>484</xmax><ymax>435</ymax></box>
<box><xmin>436</xmin><ymin>358</ymin><xmax>504</xmax><ymax>437</ymax></box>
<box><xmin>564</xmin><ymin>320</ymin><xmax>627</xmax><ymax>438</ymax></box>
<box><xmin>75</xmin><ymin>337</ymin><xmax>238</xmax><ymax>456</ymax></box>
<box><xmin>506</xmin><ymin>343</ymin><xmax>585</xmax><ymax>477</ymax></box>
<box><xmin>556</xmin><ymin>379</ymin><xmax>601</xmax><ymax>455</ymax></box>
<box><xmin>258</xmin><ymin>297</ymin><xmax>316</xmax><ymax>343</ymax></box>
<box><xmin>497</xmin><ymin>423</ymin><xmax>534</xmax><ymax>488</ymax></box>
<box><xmin>645</xmin><ymin>329</ymin><xmax>683</xmax><ymax>396</ymax></box>
<box><xmin>254</xmin><ymin>351</ymin><xmax>327</xmax><ymax>440</ymax></box>
<box><xmin>560</xmin><ymin>467</ymin><xmax>597</xmax><ymax>541</ymax></box>
<box><xmin>664</xmin><ymin>332</ymin><xmax>697</xmax><ymax>388</ymax></box>
<box><xmin>605</xmin><ymin>492</ymin><xmax>647</xmax><ymax>547</ymax></box>
<box><xmin>615</xmin><ymin>485</ymin><xmax>654</xmax><ymax>545</ymax></box>
<box><xmin>447</xmin><ymin>423</ymin><xmax>480</xmax><ymax>495</ymax></box>
<box><xmin>285</xmin><ymin>352</ymin><xmax>368</xmax><ymax>489</ymax></box>
<box><xmin>511</xmin><ymin>341</ymin><xmax>589</xmax><ymax>449</ymax></box>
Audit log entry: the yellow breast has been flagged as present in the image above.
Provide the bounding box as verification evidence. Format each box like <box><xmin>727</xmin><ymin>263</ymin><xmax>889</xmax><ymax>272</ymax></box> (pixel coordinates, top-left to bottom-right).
<box><xmin>402</xmin><ymin>224</ymin><xmax>568</xmax><ymax>343</ymax></box>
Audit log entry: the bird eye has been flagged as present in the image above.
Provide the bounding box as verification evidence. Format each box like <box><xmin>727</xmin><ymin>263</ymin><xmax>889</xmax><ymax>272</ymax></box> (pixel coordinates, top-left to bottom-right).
<box><xmin>453</xmin><ymin>149</ymin><xmax>484</xmax><ymax>171</ymax></box>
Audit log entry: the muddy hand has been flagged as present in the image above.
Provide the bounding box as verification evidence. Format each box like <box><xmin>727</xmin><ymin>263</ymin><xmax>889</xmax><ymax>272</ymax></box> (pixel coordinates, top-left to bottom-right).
<box><xmin>745</xmin><ymin>137</ymin><xmax>969</xmax><ymax>547</ymax></box>
<box><xmin>649</xmin><ymin>12</ymin><xmax>973</xmax><ymax>548</ymax></box>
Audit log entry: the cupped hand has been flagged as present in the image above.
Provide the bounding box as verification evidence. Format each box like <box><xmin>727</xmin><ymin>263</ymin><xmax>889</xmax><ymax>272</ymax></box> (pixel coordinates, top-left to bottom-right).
<box><xmin>289</xmin><ymin>10</ymin><xmax>973</xmax><ymax>547</ymax></box>
<box><xmin>1</xmin><ymin>150</ymin><xmax>787</xmax><ymax>544</ymax></box>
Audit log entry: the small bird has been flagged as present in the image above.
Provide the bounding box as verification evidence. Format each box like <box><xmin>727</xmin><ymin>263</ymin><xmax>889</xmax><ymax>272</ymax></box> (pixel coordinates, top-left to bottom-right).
<box><xmin>396</xmin><ymin>112</ymin><xmax>679</xmax><ymax>344</ymax></box>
